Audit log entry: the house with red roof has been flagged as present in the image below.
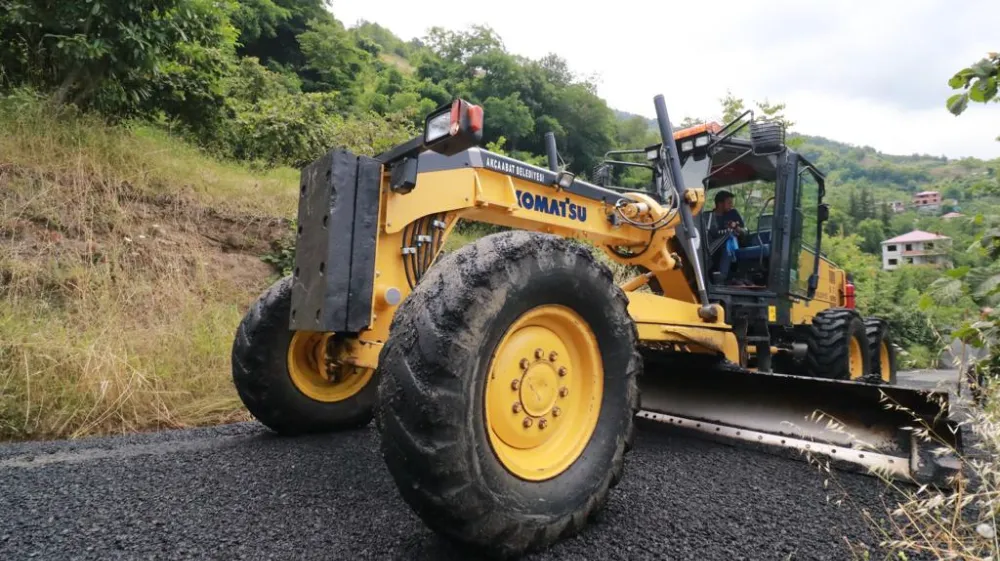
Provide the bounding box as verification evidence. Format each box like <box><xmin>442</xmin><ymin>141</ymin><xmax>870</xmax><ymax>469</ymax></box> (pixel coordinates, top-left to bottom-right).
<box><xmin>912</xmin><ymin>190</ymin><xmax>942</xmax><ymax>211</ymax></box>
<box><xmin>881</xmin><ymin>230</ymin><xmax>951</xmax><ymax>270</ymax></box>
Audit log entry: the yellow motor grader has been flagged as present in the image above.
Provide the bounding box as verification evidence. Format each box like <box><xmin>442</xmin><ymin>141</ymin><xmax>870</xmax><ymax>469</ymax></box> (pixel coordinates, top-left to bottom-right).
<box><xmin>230</xmin><ymin>94</ymin><xmax>962</xmax><ymax>557</ymax></box>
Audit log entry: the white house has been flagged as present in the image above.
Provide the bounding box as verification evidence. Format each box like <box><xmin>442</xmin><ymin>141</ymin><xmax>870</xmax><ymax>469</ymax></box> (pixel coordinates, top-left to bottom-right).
<box><xmin>881</xmin><ymin>230</ymin><xmax>952</xmax><ymax>271</ymax></box>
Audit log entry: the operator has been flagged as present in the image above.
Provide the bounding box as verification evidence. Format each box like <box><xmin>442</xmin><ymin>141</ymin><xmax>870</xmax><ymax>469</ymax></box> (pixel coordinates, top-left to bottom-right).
<box><xmin>705</xmin><ymin>190</ymin><xmax>746</xmax><ymax>281</ymax></box>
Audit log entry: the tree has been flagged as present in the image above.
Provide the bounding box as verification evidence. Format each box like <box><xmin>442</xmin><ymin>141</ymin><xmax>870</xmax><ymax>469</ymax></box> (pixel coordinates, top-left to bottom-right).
<box><xmin>848</xmin><ymin>189</ymin><xmax>860</xmax><ymax>222</ymax></box>
<box><xmin>297</xmin><ymin>17</ymin><xmax>373</xmax><ymax>108</ymax></box>
<box><xmin>0</xmin><ymin>0</ymin><xmax>238</xmax><ymax>130</ymax></box>
<box><xmin>424</xmin><ymin>25</ymin><xmax>504</xmax><ymax>64</ymax></box>
<box><xmin>880</xmin><ymin>201</ymin><xmax>892</xmax><ymax>228</ymax></box>
<box><xmin>482</xmin><ymin>93</ymin><xmax>534</xmax><ymax>150</ymax></box>
<box><xmin>947</xmin><ymin>52</ymin><xmax>999</xmax><ymax>139</ymax></box>
<box><xmin>755</xmin><ymin>97</ymin><xmax>795</xmax><ymax>129</ymax></box>
<box><xmin>718</xmin><ymin>90</ymin><xmax>799</xmax><ymax>147</ymax></box>
<box><xmin>679</xmin><ymin>116</ymin><xmax>703</xmax><ymax>128</ymax></box>
<box><xmin>720</xmin><ymin>90</ymin><xmax>747</xmax><ymax>124</ymax></box>
<box><xmin>856</xmin><ymin>218</ymin><xmax>886</xmax><ymax>254</ymax></box>
<box><xmin>232</xmin><ymin>0</ymin><xmax>332</xmax><ymax>75</ymax></box>
<box><xmin>859</xmin><ymin>187</ymin><xmax>875</xmax><ymax>220</ymax></box>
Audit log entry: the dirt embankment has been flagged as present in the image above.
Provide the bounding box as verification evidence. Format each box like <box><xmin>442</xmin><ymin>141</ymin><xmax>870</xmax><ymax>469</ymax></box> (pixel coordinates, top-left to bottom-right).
<box><xmin>0</xmin><ymin>161</ymin><xmax>296</xmax><ymax>441</ymax></box>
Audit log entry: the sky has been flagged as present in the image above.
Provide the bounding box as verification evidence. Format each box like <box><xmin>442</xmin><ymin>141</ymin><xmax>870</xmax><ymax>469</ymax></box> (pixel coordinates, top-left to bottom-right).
<box><xmin>330</xmin><ymin>0</ymin><xmax>1000</xmax><ymax>160</ymax></box>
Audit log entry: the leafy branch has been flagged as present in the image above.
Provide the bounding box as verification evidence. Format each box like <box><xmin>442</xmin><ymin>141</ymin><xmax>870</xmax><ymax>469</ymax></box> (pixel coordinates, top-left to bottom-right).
<box><xmin>947</xmin><ymin>52</ymin><xmax>999</xmax><ymax>124</ymax></box>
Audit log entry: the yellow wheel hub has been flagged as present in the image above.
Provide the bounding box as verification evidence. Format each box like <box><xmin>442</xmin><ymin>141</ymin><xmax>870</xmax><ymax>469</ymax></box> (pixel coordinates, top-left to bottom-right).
<box><xmin>484</xmin><ymin>305</ymin><xmax>603</xmax><ymax>481</ymax></box>
<box><xmin>287</xmin><ymin>331</ymin><xmax>374</xmax><ymax>403</ymax></box>
<box><xmin>848</xmin><ymin>336</ymin><xmax>864</xmax><ymax>380</ymax></box>
<box><xmin>879</xmin><ymin>340</ymin><xmax>892</xmax><ymax>383</ymax></box>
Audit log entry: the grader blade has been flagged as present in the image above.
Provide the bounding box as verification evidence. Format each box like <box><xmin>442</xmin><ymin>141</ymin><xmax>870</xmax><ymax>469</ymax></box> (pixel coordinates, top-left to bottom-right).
<box><xmin>636</xmin><ymin>364</ymin><xmax>963</xmax><ymax>486</ymax></box>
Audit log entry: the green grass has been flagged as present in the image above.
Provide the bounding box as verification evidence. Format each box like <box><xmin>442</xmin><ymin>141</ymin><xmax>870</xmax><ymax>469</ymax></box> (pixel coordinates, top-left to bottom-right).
<box><xmin>0</xmin><ymin>90</ymin><xmax>298</xmax><ymax>441</ymax></box>
<box><xmin>0</xmin><ymin>89</ymin><xmax>299</xmax><ymax>220</ymax></box>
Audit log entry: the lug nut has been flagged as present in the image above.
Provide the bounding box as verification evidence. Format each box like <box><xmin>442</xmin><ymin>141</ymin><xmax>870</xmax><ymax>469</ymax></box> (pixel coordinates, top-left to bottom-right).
<box><xmin>519</xmin><ymin>358</ymin><xmax>529</xmax><ymax>370</ymax></box>
<box><xmin>549</xmin><ymin>351</ymin><xmax>558</xmax><ymax>362</ymax></box>
<box><xmin>558</xmin><ymin>367</ymin><xmax>567</xmax><ymax>377</ymax></box>
<box><xmin>523</xmin><ymin>417</ymin><xmax>533</xmax><ymax>428</ymax></box>
<box><xmin>538</xmin><ymin>419</ymin><xmax>548</xmax><ymax>430</ymax></box>
<box><xmin>559</xmin><ymin>387</ymin><xmax>569</xmax><ymax>398</ymax></box>
<box><xmin>512</xmin><ymin>402</ymin><xmax>522</xmax><ymax>413</ymax></box>
<box><xmin>511</xmin><ymin>379</ymin><xmax>520</xmax><ymax>390</ymax></box>
<box><xmin>552</xmin><ymin>407</ymin><xmax>561</xmax><ymax>417</ymax></box>
<box><xmin>534</xmin><ymin>348</ymin><xmax>544</xmax><ymax>359</ymax></box>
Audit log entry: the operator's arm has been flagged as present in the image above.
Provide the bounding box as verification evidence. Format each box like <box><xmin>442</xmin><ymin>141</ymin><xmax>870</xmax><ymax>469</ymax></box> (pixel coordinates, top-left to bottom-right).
<box><xmin>706</xmin><ymin>213</ymin><xmax>730</xmax><ymax>242</ymax></box>
<box><xmin>733</xmin><ymin>209</ymin><xmax>745</xmax><ymax>228</ymax></box>
<box><xmin>729</xmin><ymin>209</ymin><xmax>747</xmax><ymax>236</ymax></box>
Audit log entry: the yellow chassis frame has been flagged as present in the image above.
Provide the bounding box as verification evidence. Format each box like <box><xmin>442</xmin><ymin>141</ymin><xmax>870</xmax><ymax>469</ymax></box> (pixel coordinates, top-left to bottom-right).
<box><xmin>344</xmin><ymin>165</ymin><xmax>741</xmax><ymax>370</ymax></box>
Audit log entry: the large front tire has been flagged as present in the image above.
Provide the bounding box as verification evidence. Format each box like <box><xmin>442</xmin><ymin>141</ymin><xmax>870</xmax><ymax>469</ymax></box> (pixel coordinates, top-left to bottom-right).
<box><xmin>231</xmin><ymin>276</ymin><xmax>377</xmax><ymax>435</ymax></box>
<box><xmin>376</xmin><ymin>231</ymin><xmax>641</xmax><ymax>558</ymax></box>
<box><xmin>805</xmin><ymin>308</ymin><xmax>871</xmax><ymax>380</ymax></box>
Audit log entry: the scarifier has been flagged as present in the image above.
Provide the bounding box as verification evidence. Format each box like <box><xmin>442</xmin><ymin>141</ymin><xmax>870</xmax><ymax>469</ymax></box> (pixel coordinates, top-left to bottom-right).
<box><xmin>230</xmin><ymin>94</ymin><xmax>963</xmax><ymax>557</ymax></box>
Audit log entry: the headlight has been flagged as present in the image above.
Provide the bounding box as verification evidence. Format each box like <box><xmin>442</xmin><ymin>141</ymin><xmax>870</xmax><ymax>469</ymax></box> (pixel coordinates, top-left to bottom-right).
<box><xmin>422</xmin><ymin>98</ymin><xmax>484</xmax><ymax>156</ymax></box>
<box><xmin>694</xmin><ymin>135</ymin><xmax>709</xmax><ymax>147</ymax></box>
<box><xmin>425</xmin><ymin>111</ymin><xmax>452</xmax><ymax>143</ymax></box>
<box><xmin>646</xmin><ymin>148</ymin><xmax>659</xmax><ymax>161</ymax></box>
<box><xmin>680</xmin><ymin>139</ymin><xmax>694</xmax><ymax>152</ymax></box>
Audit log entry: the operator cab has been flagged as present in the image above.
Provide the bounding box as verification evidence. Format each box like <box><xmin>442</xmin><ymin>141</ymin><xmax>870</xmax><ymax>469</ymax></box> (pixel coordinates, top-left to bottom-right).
<box><xmin>592</xmin><ymin>110</ymin><xmax>829</xmax><ymax>315</ymax></box>
<box><xmin>689</xmin><ymin>136</ymin><xmax>781</xmax><ymax>290</ymax></box>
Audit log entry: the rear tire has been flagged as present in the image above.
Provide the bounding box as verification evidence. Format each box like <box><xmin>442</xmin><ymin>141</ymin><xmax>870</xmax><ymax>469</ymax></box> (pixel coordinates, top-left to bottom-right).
<box><xmin>864</xmin><ymin>317</ymin><xmax>897</xmax><ymax>384</ymax></box>
<box><xmin>376</xmin><ymin>231</ymin><xmax>641</xmax><ymax>558</ymax></box>
<box><xmin>805</xmin><ymin>308</ymin><xmax>871</xmax><ymax>380</ymax></box>
<box><xmin>231</xmin><ymin>275</ymin><xmax>377</xmax><ymax>435</ymax></box>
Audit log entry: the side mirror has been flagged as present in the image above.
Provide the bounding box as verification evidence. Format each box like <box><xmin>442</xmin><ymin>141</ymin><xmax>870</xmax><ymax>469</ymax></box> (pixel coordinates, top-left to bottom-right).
<box><xmin>817</xmin><ymin>203</ymin><xmax>830</xmax><ymax>222</ymax></box>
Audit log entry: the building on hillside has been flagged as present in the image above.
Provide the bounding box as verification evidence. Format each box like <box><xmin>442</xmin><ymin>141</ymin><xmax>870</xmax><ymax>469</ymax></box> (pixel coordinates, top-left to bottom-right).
<box><xmin>912</xmin><ymin>190</ymin><xmax>942</xmax><ymax>211</ymax></box>
<box><xmin>881</xmin><ymin>230</ymin><xmax>952</xmax><ymax>271</ymax></box>
<box><xmin>941</xmin><ymin>211</ymin><xmax>965</xmax><ymax>220</ymax></box>
<box><xmin>890</xmin><ymin>201</ymin><xmax>906</xmax><ymax>213</ymax></box>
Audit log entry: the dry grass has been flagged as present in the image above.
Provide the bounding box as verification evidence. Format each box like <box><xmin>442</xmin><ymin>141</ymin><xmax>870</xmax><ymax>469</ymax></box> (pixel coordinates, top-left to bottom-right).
<box><xmin>803</xmin><ymin>374</ymin><xmax>999</xmax><ymax>561</ymax></box>
<box><xmin>868</xmin><ymin>385</ymin><xmax>1000</xmax><ymax>561</ymax></box>
<box><xmin>0</xmin><ymin>90</ymin><xmax>298</xmax><ymax>441</ymax></box>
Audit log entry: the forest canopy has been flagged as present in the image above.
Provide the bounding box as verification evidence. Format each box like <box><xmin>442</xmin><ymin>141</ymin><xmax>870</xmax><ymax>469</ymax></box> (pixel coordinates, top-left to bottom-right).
<box><xmin>2</xmin><ymin>1</ymin><xmax>999</xmax><ymax>367</ymax></box>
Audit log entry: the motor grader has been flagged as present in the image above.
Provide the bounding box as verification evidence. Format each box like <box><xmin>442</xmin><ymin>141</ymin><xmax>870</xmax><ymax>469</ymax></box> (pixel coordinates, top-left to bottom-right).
<box><xmin>230</xmin><ymin>94</ymin><xmax>962</xmax><ymax>558</ymax></box>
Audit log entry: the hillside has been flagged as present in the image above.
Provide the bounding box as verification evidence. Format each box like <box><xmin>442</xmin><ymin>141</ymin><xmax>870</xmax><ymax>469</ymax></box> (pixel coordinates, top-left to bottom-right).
<box><xmin>1</xmin><ymin>2</ymin><xmax>998</xmax><ymax>441</ymax></box>
<box><xmin>0</xmin><ymin>93</ymin><xmax>297</xmax><ymax>440</ymax></box>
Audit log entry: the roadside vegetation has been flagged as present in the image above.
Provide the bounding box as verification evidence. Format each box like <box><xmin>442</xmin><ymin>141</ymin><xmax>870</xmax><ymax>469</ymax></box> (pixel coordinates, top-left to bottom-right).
<box><xmin>0</xmin><ymin>90</ymin><xmax>297</xmax><ymax>440</ymax></box>
<box><xmin>809</xmin><ymin>53</ymin><xmax>1000</xmax><ymax>561</ymax></box>
<box><xmin>1</xmin><ymin>2</ymin><xmax>1000</xmax><ymax>559</ymax></box>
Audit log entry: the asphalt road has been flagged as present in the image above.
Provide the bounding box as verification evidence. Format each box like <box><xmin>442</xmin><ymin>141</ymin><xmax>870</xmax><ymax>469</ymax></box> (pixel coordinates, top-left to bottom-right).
<box><xmin>0</xmin><ymin>371</ymin><xmax>949</xmax><ymax>561</ymax></box>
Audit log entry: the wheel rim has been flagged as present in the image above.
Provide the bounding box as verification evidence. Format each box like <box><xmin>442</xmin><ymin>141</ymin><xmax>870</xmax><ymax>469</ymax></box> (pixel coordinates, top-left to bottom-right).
<box><xmin>848</xmin><ymin>336</ymin><xmax>864</xmax><ymax>379</ymax></box>
<box><xmin>879</xmin><ymin>340</ymin><xmax>892</xmax><ymax>383</ymax></box>
<box><xmin>484</xmin><ymin>305</ymin><xmax>603</xmax><ymax>481</ymax></box>
<box><xmin>287</xmin><ymin>331</ymin><xmax>374</xmax><ymax>402</ymax></box>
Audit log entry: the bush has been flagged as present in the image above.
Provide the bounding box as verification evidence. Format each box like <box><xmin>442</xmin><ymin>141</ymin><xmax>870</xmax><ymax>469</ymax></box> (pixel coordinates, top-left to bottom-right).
<box><xmin>0</xmin><ymin>0</ymin><xmax>238</xmax><ymax>134</ymax></box>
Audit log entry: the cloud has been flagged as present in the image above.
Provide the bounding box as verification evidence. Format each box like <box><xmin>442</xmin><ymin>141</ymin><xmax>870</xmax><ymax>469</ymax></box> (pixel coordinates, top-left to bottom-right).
<box><xmin>329</xmin><ymin>0</ymin><xmax>1000</xmax><ymax>160</ymax></box>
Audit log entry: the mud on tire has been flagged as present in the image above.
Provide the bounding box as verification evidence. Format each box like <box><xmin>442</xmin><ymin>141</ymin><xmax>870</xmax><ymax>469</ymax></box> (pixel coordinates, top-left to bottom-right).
<box><xmin>231</xmin><ymin>275</ymin><xmax>376</xmax><ymax>435</ymax></box>
<box><xmin>375</xmin><ymin>231</ymin><xmax>642</xmax><ymax>558</ymax></box>
<box><xmin>804</xmin><ymin>307</ymin><xmax>871</xmax><ymax>380</ymax></box>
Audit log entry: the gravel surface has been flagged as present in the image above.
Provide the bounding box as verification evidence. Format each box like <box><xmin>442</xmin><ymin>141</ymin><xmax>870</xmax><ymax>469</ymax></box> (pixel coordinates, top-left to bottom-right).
<box><xmin>0</xmin><ymin>418</ymin><xmax>908</xmax><ymax>560</ymax></box>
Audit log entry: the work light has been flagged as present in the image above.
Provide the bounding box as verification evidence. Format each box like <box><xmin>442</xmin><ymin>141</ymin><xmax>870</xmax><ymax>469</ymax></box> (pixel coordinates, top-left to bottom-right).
<box><xmin>425</xmin><ymin>111</ymin><xmax>452</xmax><ymax>144</ymax></box>
<box><xmin>422</xmin><ymin>98</ymin><xmax>484</xmax><ymax>156</ymax></box>
<box><xmin>556</xmin><ymin>170</ymin><xmax>575</xmax><ymax>190</ymax></box>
